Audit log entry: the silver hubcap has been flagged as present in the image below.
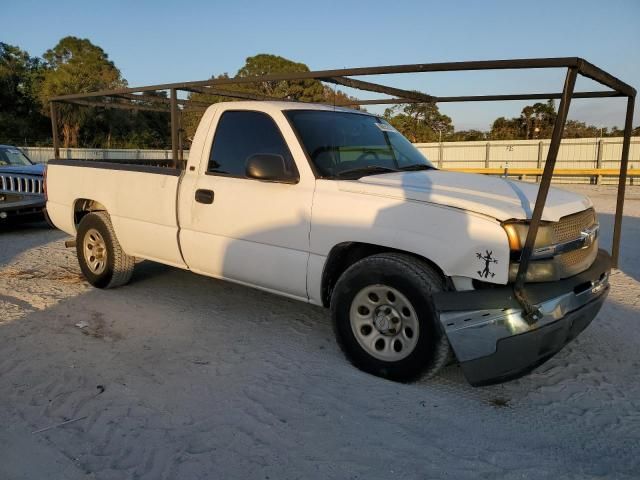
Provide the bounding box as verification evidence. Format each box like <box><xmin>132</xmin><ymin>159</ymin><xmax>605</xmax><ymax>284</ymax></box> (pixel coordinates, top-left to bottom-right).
<box><xmin>83</xmin><ymin>228</ymin><xmax>107</xmax><ymax>275</ymax></box>
<box><xmin>349</xmin><ymin>284</ymin><xmax>420</xmax><ymax>361</ymax></box>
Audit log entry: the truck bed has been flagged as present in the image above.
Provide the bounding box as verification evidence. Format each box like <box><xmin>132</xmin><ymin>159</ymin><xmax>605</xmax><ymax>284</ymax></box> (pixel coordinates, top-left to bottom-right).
<box><xmin>46</xmin><ymin>159</ymin><xmax>186</xmax><ymax>268</ymax></box>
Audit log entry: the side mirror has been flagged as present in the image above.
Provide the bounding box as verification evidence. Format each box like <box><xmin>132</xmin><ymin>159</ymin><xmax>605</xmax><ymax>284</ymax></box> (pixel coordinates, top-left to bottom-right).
<box><xmin>245</xmin><ymin>154</ymin><xmax>298</xmax><ymax>183</ymax></box>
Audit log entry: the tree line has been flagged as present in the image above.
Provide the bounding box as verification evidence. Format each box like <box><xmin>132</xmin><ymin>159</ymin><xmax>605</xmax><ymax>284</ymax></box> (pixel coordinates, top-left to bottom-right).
<box><xmin>1</xmin><ymin>38</ymin><xmax>170</xmax><ymax>148</ymax></box>
<box><xmin>1</xmin><ymin>37</ymin><xmax>637</xmax><ymax>149</ymax></box>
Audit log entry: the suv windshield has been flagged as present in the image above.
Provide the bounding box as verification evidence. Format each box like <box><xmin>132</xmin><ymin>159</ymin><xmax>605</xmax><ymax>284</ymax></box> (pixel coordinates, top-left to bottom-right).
<box><xmin>284</xmin><ymin>110</ymin><xmax>435</xmax><ymax>178</ymax></box>
<box><xmin>0</xmin><ymin>147</ymin><xmax>33</xmax><ymax>167</ymax></box>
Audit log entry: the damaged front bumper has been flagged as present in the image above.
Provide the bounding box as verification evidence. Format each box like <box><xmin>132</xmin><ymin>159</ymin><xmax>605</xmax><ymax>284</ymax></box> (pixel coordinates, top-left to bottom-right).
<box><xmin>434</xmin><ymin>249</ymin><xmax>611</xmax><ymax>386</ymax></box>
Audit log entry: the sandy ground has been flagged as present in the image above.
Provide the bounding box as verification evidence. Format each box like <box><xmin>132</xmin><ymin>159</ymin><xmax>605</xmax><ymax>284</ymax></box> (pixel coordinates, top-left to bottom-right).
<box><xmin>0</xmin><ymin>185</ymin><xmax>639</xmax><ymax>480</ymax></box>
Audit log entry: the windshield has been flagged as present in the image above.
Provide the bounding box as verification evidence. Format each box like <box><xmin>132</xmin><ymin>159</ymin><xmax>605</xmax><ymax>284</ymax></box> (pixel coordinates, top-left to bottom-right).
<box><xmin>0</xmin><ymin>147</ymin><xmax>33</xmax><ymax>167</ymax></box>
<box><xmin>284</xmin><ymin>110</ymin><xmax>435</xmax><ymax>178</ymax></box>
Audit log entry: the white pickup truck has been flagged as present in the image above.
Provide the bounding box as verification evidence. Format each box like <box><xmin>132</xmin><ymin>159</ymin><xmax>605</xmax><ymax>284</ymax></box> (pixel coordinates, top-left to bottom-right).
<box><xmin>46</xmin><ymin>101</ymin><xmax>610</xmax><ymax>386</ymax></box>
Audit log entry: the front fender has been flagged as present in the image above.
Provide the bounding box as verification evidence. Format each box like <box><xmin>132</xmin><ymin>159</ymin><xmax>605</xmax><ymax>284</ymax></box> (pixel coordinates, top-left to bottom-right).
<box><xmin>311</xmin><ymin>185</ymin><xmax>510</xmax><ymax>285</ymax></box>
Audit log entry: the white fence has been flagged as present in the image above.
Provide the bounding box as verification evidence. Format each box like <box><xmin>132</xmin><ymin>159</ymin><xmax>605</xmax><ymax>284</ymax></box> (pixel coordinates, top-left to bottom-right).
<box><xmin>22</xmin><ymin>137</ymin><xmax>640</xmax><ymax>185</ymax></box>
<box><xmin>22</xmin><ymin>147</ymin><xmax>185</xmax><ymax>164</ymax></box>
<box><xmin>414</xmin><ymin>137</ymin><xmax>640</xmax><ymax>185</ymax></box>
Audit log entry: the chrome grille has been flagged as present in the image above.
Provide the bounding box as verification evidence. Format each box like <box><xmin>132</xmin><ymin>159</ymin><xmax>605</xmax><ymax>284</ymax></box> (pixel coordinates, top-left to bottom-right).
<box><xmin>551</xmin><ymin>208</ymin><xmax>596</xmax><ymax>243</ymax></box>
<box><xmin>553</xmin><ymin>208</ymin><xmax>598</xmax><ymax>276</ymax></box>
<box><xmin>509</xmin><ymin>207</ymin><xmax>599</xmax><ymax>282</ymax></box>
<box><xmin>0</xmin><ymin>174</ymin><xmax>43</xmax><ymax>195</ymax></box>
<box><xmin>557</xmin><ymin>242</ymin><xmax>598</xmax><ymax>269</ymax></box>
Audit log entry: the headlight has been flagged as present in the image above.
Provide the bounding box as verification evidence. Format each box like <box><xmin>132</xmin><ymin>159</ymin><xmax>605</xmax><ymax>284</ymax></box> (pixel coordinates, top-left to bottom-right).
<box><xmin>502</xmin><ymin>221</ymin><xmax>555</xmax><ymax>255</ymax></box>
<box><xmin>502</xmin><ymin>209</ymin><xmax>599</xmax><ymax>283</ymax></box>
<box><xmin>507</xmin><ymin>259</ymin><xmax>557</xmax><ymax>282</ymax></box>
<box><xmin>502</xmin><ymin>221</ymin><xmax>558</xmax><ymax>282</ymax></box>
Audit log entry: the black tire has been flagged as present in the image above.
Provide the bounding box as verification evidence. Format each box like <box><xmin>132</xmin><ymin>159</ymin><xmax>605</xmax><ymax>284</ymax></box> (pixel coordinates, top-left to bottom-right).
<box><xmin>331</xmin><ymin>252</ymin><xmax>450</xmax><ymax>382</ymax></box>
<box><xmin>76</xmin><ymin>211</ymin><xmax>135</xmax><ymax>289</ymax></box>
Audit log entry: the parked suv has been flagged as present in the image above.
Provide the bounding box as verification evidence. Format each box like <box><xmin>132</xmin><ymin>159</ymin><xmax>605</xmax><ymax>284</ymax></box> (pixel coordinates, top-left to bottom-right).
<box><xmin>0</xmin><ymin>145</ymin><xmax>46</xmax><ymax>223</ymax></box>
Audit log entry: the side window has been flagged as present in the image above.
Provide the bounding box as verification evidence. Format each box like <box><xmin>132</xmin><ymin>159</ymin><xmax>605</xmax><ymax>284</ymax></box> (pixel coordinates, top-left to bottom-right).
<box><xmin>208</xmin><ymin>111</ymin><xmax>295</xmax><ymax>178</ymax></box>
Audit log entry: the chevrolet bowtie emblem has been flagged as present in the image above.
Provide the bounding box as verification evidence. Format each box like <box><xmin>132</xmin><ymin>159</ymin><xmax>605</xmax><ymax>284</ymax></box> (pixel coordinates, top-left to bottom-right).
<box><xmin>580</xmin><ymin>224</ymin><xmax>599</xmax><ymax>248</ymax></box>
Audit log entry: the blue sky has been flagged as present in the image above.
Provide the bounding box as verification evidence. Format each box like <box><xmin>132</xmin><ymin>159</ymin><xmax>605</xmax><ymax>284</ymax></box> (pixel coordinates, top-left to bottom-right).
<box><xmin>4</xmin><ymin>0</ymin><xmax>639</xmax><ymax>130</ymax></box>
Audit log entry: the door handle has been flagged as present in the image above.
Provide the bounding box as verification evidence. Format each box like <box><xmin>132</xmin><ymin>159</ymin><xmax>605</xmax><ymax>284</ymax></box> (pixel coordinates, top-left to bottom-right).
<box><xmin>195</xmin><ymin>189</ymin><xmax>214</xmax><ymax>204</ymax></box>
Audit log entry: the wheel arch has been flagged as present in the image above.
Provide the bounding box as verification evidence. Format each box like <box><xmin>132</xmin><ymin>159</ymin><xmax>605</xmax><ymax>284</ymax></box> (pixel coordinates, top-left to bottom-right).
<box><xmin>320</xmin><ymin>241</ymin><xmax>450</xmax><ymax>308</ymax></box>
<box><xmin>73</xmin><ymin>198</ymin><xmax>108</xmax><ymax>228</ymax></box>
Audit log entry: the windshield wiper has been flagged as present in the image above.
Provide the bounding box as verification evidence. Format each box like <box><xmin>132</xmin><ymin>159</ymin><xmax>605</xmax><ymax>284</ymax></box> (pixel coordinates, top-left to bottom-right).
<box><xmin>399</xmin><ymin>164</ymin><xmax>436</xmax><ymax>171</ymax></box>
<box><xmin>335</xmin><ymin>165</ymin><xmax>399</xmax><ymax>178</ymax></box>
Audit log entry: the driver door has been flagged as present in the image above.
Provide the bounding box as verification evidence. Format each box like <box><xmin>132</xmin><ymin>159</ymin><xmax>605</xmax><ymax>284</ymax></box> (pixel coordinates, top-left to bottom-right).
<box><xmin>179</xmin><ymin>109</ymin><xmax>314</xmax><ymax>300</ymax></box>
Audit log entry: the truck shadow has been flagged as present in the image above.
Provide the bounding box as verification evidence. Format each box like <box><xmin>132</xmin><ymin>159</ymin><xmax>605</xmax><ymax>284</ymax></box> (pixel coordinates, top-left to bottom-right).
<box><xmin>1</xmin><ymin>250</ymin><xmax>637</xmax><ymax>400</ymax></box>
<box><xmin>596</xmin><ymin>211</ymin><xmax>640</xmax><ymax>282</ymax></box>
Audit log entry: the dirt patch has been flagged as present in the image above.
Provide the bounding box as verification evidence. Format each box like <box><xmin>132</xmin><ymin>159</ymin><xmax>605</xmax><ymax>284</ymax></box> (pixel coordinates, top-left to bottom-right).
<box><xmin>75</xmin><ymin>311</ymin><xmax>123</xmax><ymax>341</ymax></box>
<box><xmin>489</xmin><ymin>397</ymin><xmax>511</xmax><ymax>408</ymax></box>
<box><xmin>2</xmin><ymin>266</ymin><xmax>86</xmax><ymax>284</ymax></box>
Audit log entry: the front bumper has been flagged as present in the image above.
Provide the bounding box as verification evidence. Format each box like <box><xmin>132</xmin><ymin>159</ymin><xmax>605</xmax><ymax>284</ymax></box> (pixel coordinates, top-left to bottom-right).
<box><xmin>434</xmin><ymin>249</ymin><xmax>611</xmax><ymax>386</ymax></box>
<box><xmin>0</xmin><ymin>194</ymin><xmax>46</xmax><ymax>219</ymax></box>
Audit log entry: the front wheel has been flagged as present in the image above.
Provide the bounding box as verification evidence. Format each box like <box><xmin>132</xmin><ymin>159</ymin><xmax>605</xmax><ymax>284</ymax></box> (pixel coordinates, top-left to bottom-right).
<box><xmin>76</xmin><ymin>212</ymin><xmax>135</xmax><ymax>288</ymax></box>
<box><xmin>331</xmin><ymin>253</ymin><xmax>450</xmax><ymax>382</ymax></box>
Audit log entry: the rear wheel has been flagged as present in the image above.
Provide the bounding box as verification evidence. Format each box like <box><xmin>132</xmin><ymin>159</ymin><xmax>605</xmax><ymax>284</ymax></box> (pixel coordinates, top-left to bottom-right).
<box><xmin>331</xmin><ymin>252</ymin><xmax>450</xmax><ymax>382</ymax></box>
<box><xmin>76</xmin><ymin>212</ymin><xmax>134</xmax><ymax>288</ymax></box>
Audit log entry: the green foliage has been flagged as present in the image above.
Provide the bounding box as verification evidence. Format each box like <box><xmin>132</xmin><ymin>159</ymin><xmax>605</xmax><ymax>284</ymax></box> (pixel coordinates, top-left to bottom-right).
<box><xmin>1</xmin><ymin>40</ymin><xmax>638</xmax><ymax>148</ymax></box>
<box><xmin>486</xmin><ymin>100</ymin><xmax>633</xmax><ymax>141</ymax></box>
<box><xmin>489</xmin><ymin>116</ymin><xmax>521</xmax><ymax>140</ymax></box>
<box><xmin>237</xmin><ymin>54</ymin><xmax>325</xmax><ymax>102</ymax></box>
<box><xmin>521</xmin><ymin>100</ymin><xmax>557</xmax><ymax>139</ymax></box>
<box><xmin>322</xmin><ymin>86</ymin><xmax>361</xmax><ymax>109</ymax></box>
<box><xmin>0</xmin><ymin>42</ymin><xmax>49</xmax><ymax>144</ymax></box>
<box><xmin>39</xmin><ymin>36</ymin><xmax>127</xmax><ymax>147</ymax></box>
<box><xmin>490</xmin><ymin>100</ymin><xmax>557</xmax><ymax>140</ymax></box>
<box><xmin>562</xmin><ymin>120</ymin><xmax>599</xmax><ymax>139</ymax></box>
<box><xmin>183</xmin><ymin>54</ymin><xmax>360</xmax><ymax>141</ymax></box>
<box><xmin>449</xmin><ymin>129</ymin><xmax>487</xmax><ymax>141</ymax></box>
<box><xmin>40</xmin><ymin>36</ymin><xmax>126</xmax><ymax>96</ymax></box>
<box><xmin>383</xmin><ymin>102</ymin><xmax>453</xmax><ymax>143</ymax></box>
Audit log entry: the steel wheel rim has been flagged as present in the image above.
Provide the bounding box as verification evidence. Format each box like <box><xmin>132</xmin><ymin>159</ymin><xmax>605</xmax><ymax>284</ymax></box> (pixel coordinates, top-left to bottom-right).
<box><xmin>83</xmin><ymin>228</ymin><xmax>108</xmax><ymax>275</ymax></box>
<box><xmin>349</xmin><ymin>284</ymin><xmax>420</xmax><ymax>362</ymax></box>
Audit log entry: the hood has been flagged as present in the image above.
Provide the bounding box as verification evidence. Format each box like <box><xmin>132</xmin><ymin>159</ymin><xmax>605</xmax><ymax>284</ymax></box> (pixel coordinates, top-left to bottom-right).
<box><xmin>338</xmin><ymin>170</ymin><xmax>592</xmax><ymax>222</ymax></box>
<box><xmin>0</xmin><ymin>163</ymin><xmax>45</xmax><ymax>176</ymax></box>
